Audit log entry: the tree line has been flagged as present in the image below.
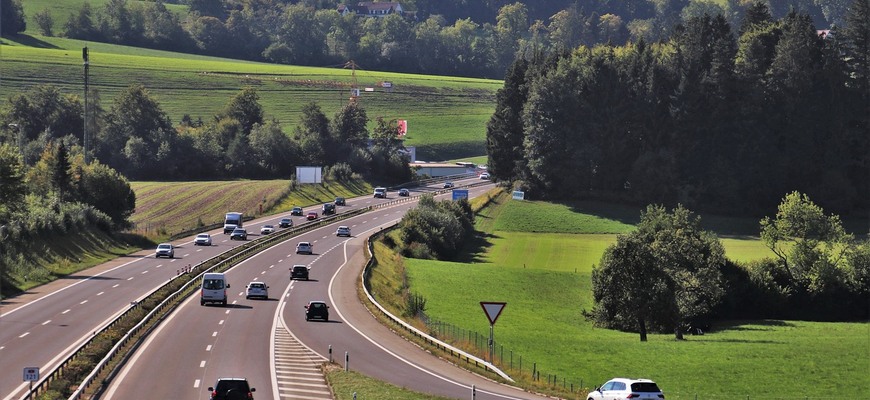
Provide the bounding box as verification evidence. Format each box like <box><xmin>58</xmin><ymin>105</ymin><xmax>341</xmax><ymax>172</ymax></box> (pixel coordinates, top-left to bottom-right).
<box><xmin>2</xmin><ymin>0</ymin><xmax>858</xmax><ymax>79</ymax></box>
<box><xmin>486</xmin><ymin>1</ymin><xmax>869</xmax><ymax>217</ymax></box>
<box><xmin>0</xmin><ymin>84</ymin><xmax>412</xmax><ymax>182</ymax></box>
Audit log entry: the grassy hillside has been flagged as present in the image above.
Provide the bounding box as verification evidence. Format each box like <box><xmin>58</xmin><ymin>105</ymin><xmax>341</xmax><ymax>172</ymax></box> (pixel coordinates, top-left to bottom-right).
<box><xmin>0</xmin><ymin>35</ymin><xmax>501</xmax><ymax>160</ymax></box>
<box><xmin>397</xmin><ymin>192</ymin><xmax>867</xmax><ymax>398</ymax></box>
<box><xmin>129</xmin><ymin>179</ymin><xmax>371</xmax><ymax>237</ymax></box>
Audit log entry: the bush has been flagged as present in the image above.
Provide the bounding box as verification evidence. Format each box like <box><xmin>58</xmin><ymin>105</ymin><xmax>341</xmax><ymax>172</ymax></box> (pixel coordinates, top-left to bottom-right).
<box><xmin>326</xmin><ymin>162</ymin><xmax>355</xmax><ymax>181</ymax></box>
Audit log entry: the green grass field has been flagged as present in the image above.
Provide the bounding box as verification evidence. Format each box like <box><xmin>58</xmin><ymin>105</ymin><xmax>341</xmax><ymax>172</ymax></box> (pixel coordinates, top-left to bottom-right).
<box><xmin>0</xmin><ymin>35</ymin><xmax>500</xmax><ymax>160</ymax></box>
<box><xmin>400</xmin><ymin>192</ymin><xmax>869</xmax><ymax>399</ymax></box>
<box><xmin>20</xmin><ymin>0</ymin><xmax>189</xmax><ymax>37</ymax></box>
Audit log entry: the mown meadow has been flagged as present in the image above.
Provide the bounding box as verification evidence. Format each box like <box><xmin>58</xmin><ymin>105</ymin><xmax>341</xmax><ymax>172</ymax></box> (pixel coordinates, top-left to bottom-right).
<box><xmin>0</xmin><ymin>35</ymin><xmax>501</xmax><ymax>160</ymax></box>
<box><xmin>129</xmin><ymin>179</ymin><xmax>372</xmax><ymax>238</ymax></box>
<box><xmin>401</xmin><ymin>192</ymin><xmax>868</xmax><ymax>399</ymax></box>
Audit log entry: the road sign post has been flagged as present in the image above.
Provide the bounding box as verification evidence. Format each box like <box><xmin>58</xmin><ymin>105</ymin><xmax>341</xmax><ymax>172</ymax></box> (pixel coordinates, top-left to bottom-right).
<box><xmin>480</xmin><ymin>302</ymin><xmax>506</xmax><ymax>364</ymax></box>
<box><xmin>23</xmin><ymin>367</ymin><xmax>39</xmax><ymax>399</ymax></box>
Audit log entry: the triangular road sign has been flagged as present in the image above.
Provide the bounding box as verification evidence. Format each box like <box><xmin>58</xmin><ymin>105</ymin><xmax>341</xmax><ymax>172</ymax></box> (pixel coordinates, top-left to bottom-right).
<box><xmin>480</xmin><ymin>302</ymin><xmax>506</xmax><ymax>325</ymax></box>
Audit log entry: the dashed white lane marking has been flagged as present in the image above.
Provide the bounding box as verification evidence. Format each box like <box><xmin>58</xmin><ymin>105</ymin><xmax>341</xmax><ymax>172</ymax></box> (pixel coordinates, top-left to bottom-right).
<box><xmin>206</xmin><ymin>345</ymin><xmax>212</xmax><ymax>351</ymax></box>
<box><xmin>42</xmin><ymin>320</ymin><xmax>51</xmax><ymax>325</ymax></box>
<box><xmin>219</xmin><ymin>320</ymin><xmax>225</xmax><ymax>325</ymax></box>
<box><xmin>141</xmin><ymin>271</ymin><xmax>148</xmax><ymax>274</ymax></box>
<box><xmin>19</xmin><ymin>332</ymin><xmax>29</xmax><ymax>338</ymax></box>
<box><xmin>212</xmin><ymin>332</ymin><xmax>217</xmax><ymax>337</ymax></box>
<box><xmin>194</xmin><ymin>379</ymin><xmax>201</xmax><ymax>388</ymax></box>
<box><xmin>199</xmin><ymin>360</ymin><xmax>206</xmax><ymax>368</ymax></box>
<box><xmin>127</xmin><ymin>277</ymin><xmax>133</xmax><ymax>281</ymax></box>
<box><xmin>97</xmin><ymin>292</ymin><xmax>104</xmax><ymax>296</ymax></box>
<box><xmin>80</xmin><ymin>300</ymin><xmax>88</xmax><ymax>305</ymax></box>
<box><xmin>112</xmin><ymin>284</ymin><xmax>119</xmax><ymax>288</ymax></box>
<box><xmin>62</xmin><ymin>309</ymin><xmax>71</xmax><ymax>314</ymax></box>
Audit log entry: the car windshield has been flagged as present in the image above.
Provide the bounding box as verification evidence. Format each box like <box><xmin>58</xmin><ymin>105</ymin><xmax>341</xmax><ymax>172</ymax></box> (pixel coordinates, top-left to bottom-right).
<box><xmin>203</xmin><ymin>279</ymin><xmax>224</xmax><ymax>290</ymax></box>
<box><xmin>250</xmin><ymin>283</ymin><xmax>263</xmax><ymax>288</ymax></box>
<box><xmin>158</xmin><ymin>244</ymin><xmax>171</xmax><ymax>249</ymax></box>
<box><xmin>310</xmin><ymin>302</ymin><xmax>325</xmax><ymax>309</ymax></box>
<box><xmin>631</xmin><ymin>382</ymin><xmax>661</xmax><ymax>392</ymax></box>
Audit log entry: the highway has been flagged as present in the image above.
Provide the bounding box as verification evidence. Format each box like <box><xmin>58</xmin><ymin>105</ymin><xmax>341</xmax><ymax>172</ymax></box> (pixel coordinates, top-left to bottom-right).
<box><xmin>2</xmin><ymin>178</ymin><xmax>552</xmax><ymax>400</ymax></box>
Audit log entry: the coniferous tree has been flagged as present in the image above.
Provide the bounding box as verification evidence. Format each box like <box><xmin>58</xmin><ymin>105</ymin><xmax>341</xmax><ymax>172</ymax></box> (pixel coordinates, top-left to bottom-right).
<box><xmin>486</xmin><ymin>58</ymin><xmax>529</xmax><ymax>182</ymax></box>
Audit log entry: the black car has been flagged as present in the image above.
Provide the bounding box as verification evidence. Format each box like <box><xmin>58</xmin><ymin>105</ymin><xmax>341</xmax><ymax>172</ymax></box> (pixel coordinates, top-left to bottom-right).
<box><xmin>334</xmin><ymin>197</ymin><xmax>346</xmax><ymax>206</ymax></box>
<box><xmin>229</xmin><ymin>228</ymin><xmax>247</xmax><ymax>240</ymax></box>
<box><xmin>305</xmin><ymin>301</ymin><xmax>329</xmax><ymax>321</ymax></box>
<box><xmin>290</xmin><ymin>265</ymin><xmax>309</xmax><ymax>280</ymax></box>
<box><xmin>279</xmin><ymin>218</ymin><xmax>293</xmax><ymax>228</ymax></box>
<box><xmin>322</xmin><ymin>202</ymin><xmax>336</xmax><ymax>215</ymax></box>
<box><xmin>207</xmin><ymin>377</ymin><xmax>255</xmax><ymax>400</ymax></box>
<box><xmin>290</xmin><ymin>206</ymin><xmax>303</xmax><ymax>216</ymax></box>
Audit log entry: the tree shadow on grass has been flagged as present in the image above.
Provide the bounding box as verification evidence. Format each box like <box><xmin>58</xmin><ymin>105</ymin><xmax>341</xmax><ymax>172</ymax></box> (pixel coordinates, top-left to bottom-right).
<box><xmin>715</xmin><ymin>320</ymin><xmax>796</xmax><ymax>332</ymax></box>
<box><xmin>455</xmin><ymin>231</ymin><xmax>501</xmax><ymax>263</ymax></box>
<box><xmin>5</xmin><ymin>34</ymin><xmax>61</xmax><ymax>49</ymax></box>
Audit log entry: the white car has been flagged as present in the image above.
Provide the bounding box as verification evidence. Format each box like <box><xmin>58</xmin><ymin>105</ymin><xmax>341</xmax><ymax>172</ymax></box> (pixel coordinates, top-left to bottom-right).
<box><xmin>336</xmin><ymin>226</ymin><xmax>351</xmax><ymax>237</ymax></box>
<box><xmin>194</xmin><ymin>233</ymin><xmax>212</xmax><ymax>246</ymax></box>
<box><xmin>245</xmin><ymin>282</ymin><xmax>269</xmax><ymax>299</ymax></box>
<box><xmin>260</xmin><ymin>224</ymin><xmax>275</xmax><ymax>234</ymax></box>
<box><xmin>296</xmin><ymin>241</ymin><xmax>313</xmax><ymax>255</ymax></box>
<box><xmin>587</xmin><ymin>378</ymin><xmax>664</xmax><ymax>400</ymax></box>
<box><xmin>479</xmin><ymin>172</ymin><xmax>490</xmax><ymax>180</ymax></box>
<box><xmin>155</xmin><ymin>243</ymin><xmax>174</xmax><ymax>258</ymax></box>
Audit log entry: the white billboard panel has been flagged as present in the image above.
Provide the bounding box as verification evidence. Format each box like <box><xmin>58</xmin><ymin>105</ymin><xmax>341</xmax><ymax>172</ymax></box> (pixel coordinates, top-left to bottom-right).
<box><xmin>296</xmin><ymin>166</ymin><xmax>323</xmax><ymax>184</ymax></box>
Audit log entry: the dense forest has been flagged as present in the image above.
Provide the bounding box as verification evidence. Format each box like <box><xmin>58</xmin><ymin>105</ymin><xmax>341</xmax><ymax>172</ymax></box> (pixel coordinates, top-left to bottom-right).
<box><xmin>1</xmin><ymin>0</ymin><xmax>860</xmax><ymax>79</ymax></box>
<box><xmin>486</xmin><ymin>1</ymin><xmax>869</xmax><ymax>217</ymax></box>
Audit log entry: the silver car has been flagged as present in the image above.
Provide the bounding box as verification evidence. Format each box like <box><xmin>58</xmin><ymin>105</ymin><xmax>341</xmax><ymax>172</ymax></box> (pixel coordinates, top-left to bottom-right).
<box><xmin>194</xmin><ymin>233</ymin><xmax>212</xmax><ymax>246</ymax></box>
<box><xmin>155</xmin><ymin>243</ymin><xmax>174</xmax><ymax>258</ymax></box>
<box><xmin>295</xmin><ymin>241</ymin><xmax>313</xmax><ymax>255</ymax></box>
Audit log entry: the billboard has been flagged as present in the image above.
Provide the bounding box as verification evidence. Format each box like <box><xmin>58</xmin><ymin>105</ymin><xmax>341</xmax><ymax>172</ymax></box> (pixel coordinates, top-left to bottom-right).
<box><xmin>296</xmin><ymin>166</ymin><xmax>323</xmax><ymax>184</ymax></box>
<box><xmin>452</xmin><ymin>189</ymin><xmax>469</xmax><ymax>201</ymax></box>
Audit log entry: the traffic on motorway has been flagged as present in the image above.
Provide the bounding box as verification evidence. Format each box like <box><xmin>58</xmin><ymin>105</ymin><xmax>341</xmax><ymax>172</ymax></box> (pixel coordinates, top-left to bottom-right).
<box><xmin>1</xmin><ymin>177</ymin><xmax>547</xmax><ymax>400</ymax></box>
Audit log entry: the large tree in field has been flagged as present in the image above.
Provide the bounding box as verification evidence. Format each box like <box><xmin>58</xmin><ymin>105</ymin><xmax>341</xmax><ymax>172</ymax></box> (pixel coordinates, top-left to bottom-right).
<box><xmin>222</xmin><ymin>87</ymin><xmax>264</xmax><ymax>134</ymax></box>
<box><xmin>1</xmin><ymin>0</ymin><xmax>26</xmax><ymax>35</ymax></box>
<box><xmin>760</xmin><ymin>192</ymin><xmax>853</xmax><ymax>294</ymax></box>
<box><xmin>589</xmin><ymin>205</ymin><xmax>726</xmax><ymax>340</ymax></box>
<box><xmin>590</xmin><ymin>235</ymin><xmax>675</xmax><ymax>341</ymax></box>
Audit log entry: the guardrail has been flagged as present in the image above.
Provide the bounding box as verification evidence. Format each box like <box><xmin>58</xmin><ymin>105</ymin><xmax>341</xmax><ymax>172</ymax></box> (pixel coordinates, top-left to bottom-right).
<box><xmin>24</xmin><ymin>185</ymin><xmax>492</xmax><ymax>399</ymax></box>
<box><xmin>360</xmin><ymin>207</ymin><xmax>514</xmax><ymax>382</ymax></box>
<box><xmin>18</xmin><ymin>208</ymin><xmax>368</xmax><ymax>400</ymax></box>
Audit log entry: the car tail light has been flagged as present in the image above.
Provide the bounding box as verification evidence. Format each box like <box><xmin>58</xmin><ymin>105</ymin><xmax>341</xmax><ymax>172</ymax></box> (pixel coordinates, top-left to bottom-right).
<box><xmin>210</xmin><ymin>390</ymin><xmax>218</xmax><ymax>398</ymax></box>
<box><xmin>626</xmin><ymin>395</ymin><xmax>639</xmax><ymax>399</ymax></box>
<box><xmin>247</xmin><ymin>392</ymin><xmax>254</xmax><ymax>399</ymax></box>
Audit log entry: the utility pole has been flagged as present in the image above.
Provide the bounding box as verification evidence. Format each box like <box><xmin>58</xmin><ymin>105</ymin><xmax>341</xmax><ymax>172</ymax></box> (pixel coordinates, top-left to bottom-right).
<box><xmin>83</xmin><ymin>47</ymin><xmax>90</xmax><ymax>164</ymax></box>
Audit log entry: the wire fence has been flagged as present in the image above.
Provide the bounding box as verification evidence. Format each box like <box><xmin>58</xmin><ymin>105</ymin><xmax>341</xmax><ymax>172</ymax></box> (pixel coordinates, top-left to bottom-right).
<box><xmin>425</xmin><ymin>319</ymin><xmax>843</xmax><ymax>400</ymax></box>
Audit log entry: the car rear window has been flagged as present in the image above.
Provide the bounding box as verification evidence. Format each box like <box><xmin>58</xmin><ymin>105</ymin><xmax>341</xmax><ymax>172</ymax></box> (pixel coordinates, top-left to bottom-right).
<box><xmin>216</xmin><ymin>380</ymin><xmax>249</xmax><ymax>392</ymax></box>
<box><xmin>631</xmin><ymin>382</ymin><xmax>661</xmax><ymax>392</ymax></box>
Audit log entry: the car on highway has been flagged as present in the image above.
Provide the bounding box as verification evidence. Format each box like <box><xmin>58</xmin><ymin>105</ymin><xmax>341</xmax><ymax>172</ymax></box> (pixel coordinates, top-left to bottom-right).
<box><xmin>306</xmin><ymin>211</ymin><xmax>318</xmax><ymax>220</ymax></box>
<box><xmin>322</xmin><ymin>202</ymin><xmax>336</xmax><ymax>215</ymax></box>
<box><xmin>398</xmin><ymin>188</ymin><xmax>410</xmax><ymax>196</ymax></box>
<box><xmin>373</xmin><ymin>187</ymin><xmax>387</xmax><ymax>198</ymax></box>
<box><xmin>230</xmin><ymin>228</ymin><xmax>248</xmax><ymax>240</ymax></box>
<box><xmin>334</xmin><ymin>196</ymin><xmax>346</xmax><ymax>206</ymax></box>
<box><xmin>194</xmin><ymin>233</ymin><xmax>212</xmax><ymax>246</ymax></box>
<box><xmin>443</xmin><ymin>181</ymin><xmax>455</xmax><ymax>188</ymax></box>
<box><xmin>291</xmin><ymin>206</ymin><xmax>304</xmax><ymax>216</ymax></box>
<box><xmin>304</xmin><ymin>300</ymin><xmax>329</xmax><ymax>321</ymax></box>
<box><xmin>207</xmin><ymin>377</ymin><xmax>255</xmax><ymax>400</ymax></box>
<box><xmin>296</xmin><ymin>241</ymin><xmax>313</xmax><ymax>255</ymax></box>
<box><xmin>245</xmin><ymin>282</ymin><xmax>269</xmax><ymax>299</ymax></box>
<box><xmin>587</xmin><ymin>378</ymin><xmax>664</xmax><ymax>400</ymax></box>
<box><xmin>479</xmin><ymin>172</ymin><xmax>490</xmax><ymax>180</ymax></box>
<box><xmin>260</xmin><ymin>224</ymin><xmax>275</xmax><ymax>234</ymax></box>
<box><xmin>155</xmin><ymin>243</ymin><xmax>174</xmax><ymax>258</ymax></box>
<box><xmin>279</xmin><ymin>218</ymin><xmax>293</xmax><ymax>228</ymax></box>
<box><xmin>336</xmin><ymin>226</ymin><xmax>351</xmax><ymax>237</ymax></box>
<box><xmin>290</xmin><ymin>264</ymin><xmax>309</xmax><ymax>280</ymax></box>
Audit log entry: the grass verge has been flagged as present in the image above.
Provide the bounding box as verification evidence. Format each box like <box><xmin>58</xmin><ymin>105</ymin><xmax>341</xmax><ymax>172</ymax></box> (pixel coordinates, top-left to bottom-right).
<box><xmin>368</xmin><ymin>190</ymin><xmax>869</xmax><ymax>399</ymax></box>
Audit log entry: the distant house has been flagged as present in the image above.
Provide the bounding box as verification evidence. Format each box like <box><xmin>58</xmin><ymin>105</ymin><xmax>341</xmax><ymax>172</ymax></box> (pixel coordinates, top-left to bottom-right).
<box><xmin>338</xmin><ymin>2</ymin><xmax>405</xmax><ymax>18</ymax></box>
